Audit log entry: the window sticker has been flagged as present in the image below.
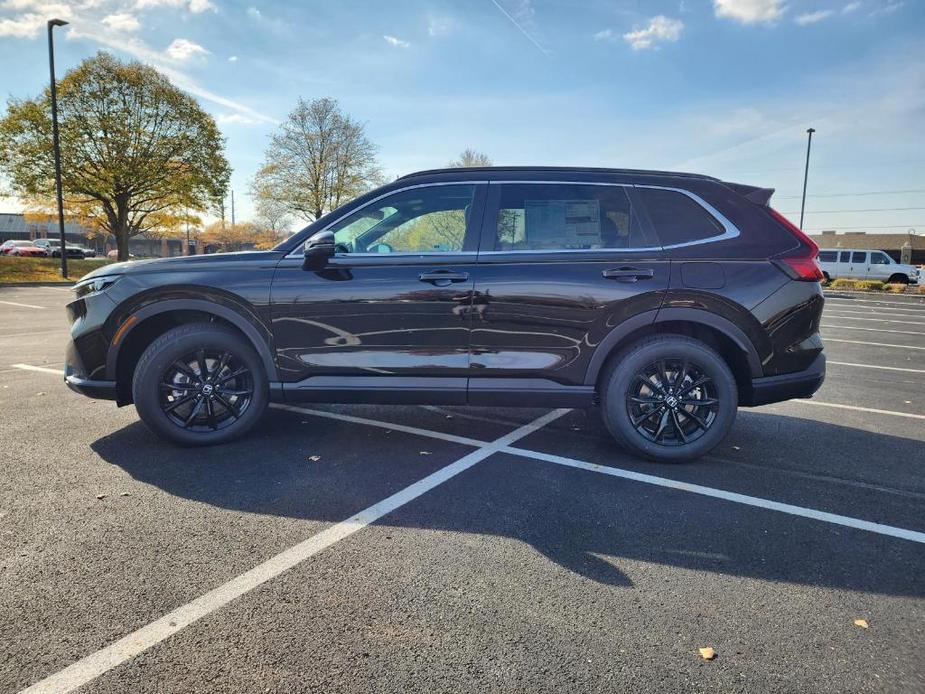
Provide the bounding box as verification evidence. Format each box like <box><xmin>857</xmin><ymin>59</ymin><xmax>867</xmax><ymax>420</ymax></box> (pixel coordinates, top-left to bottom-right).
<box><xmin>524</xmin><ymin>199</ymin><xmax>601</xmax><ymax>248</ymax></box>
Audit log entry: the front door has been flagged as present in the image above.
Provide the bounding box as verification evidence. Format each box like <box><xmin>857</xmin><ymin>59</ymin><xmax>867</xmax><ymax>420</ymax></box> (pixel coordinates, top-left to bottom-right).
<box><xmin>467</xmin><ymin>180</ymin><xmax>669</xmax><ymax>404</ymax></box>
<box><xmin>271</xmin><ymin>182</ymin><xmax>486</xmax><ymax>404</ymax></box>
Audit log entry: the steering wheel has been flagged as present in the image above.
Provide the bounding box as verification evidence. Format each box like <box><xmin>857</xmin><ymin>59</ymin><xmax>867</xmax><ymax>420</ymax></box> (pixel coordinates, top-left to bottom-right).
<box><xmin>334</xmin><ymin>243</ymin><xmax>351</xmax><ymax>254</ymax></box>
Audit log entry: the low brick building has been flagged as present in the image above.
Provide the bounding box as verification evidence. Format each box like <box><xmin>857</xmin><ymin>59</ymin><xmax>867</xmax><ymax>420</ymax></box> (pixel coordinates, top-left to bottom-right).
<box><xmin>809</xmin><ymin>230</ymin><xmax>924</xmax><ymax>265</ymax></box>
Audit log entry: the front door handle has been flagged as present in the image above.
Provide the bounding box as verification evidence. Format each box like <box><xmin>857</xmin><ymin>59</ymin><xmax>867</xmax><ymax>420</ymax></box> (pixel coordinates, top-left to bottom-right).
<box><xmin>419</xmin><ymin>270</ymin><xmax>470</xmax><ymax>287</ymax></box>
<box><xmin>602</xmin><ymin>267</ymin><xmax>655</xmax><ymax>282</ymax></box>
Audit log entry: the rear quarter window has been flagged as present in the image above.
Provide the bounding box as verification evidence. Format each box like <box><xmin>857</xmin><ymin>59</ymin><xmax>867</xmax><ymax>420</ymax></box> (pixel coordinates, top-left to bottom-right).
<box><xmin>637</xmin><ymin>187</ymin><xmax>725</xmax><ymax>246</ymax></box>
<box><xmin>818</xmin><ymin>251</ymin><xmax>837</xmax><ymax>262</ymax></box>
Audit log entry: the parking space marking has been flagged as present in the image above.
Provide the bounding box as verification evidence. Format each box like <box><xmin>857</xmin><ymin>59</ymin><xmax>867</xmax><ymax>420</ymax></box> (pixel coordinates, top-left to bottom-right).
<box><xmin>825</xmin><ymin>308</ymin><xmax>925</xmax><ymax>320</ymax></box>
<box><xmin>823</xmin><ymin>337</ymin><xmax>925</xmax><ymax>351</ymax></box>
<box><xmin>823</xmin><ymin>324</ymin><xmax>925</xmax><ymax>336</ymax></box>
<box><xmin>501</xmin><ymin>447</ymin><xmax>925</xmax><ymax>544</ymax></box>
<box><xmin>18</xmin><ymin>408</ymin><xmax>568</xmax><ymax>694</ymax></box>
<box><xmin>10</xmin><ymin>364</ymin><xmax>61</xmax><ymax>375</ymax></box>
<box><xmin>828</xmin><ymin>360</ymin><xmax>925</xmax><ymax>374</ymax></box>
<box><xmin>823</xmin><ymin>315</ymin><xmax>925</xmax><ymax>326</ymax></box>
<box><xmin>786</xmin><ymin>399</ymin><xmax>925</xmax><ymax>421</ymax></box>
<box><xmin>0</xmin><ymin>300</ymin><xmax>47</xmax><ymax>309</ymax></box>
<box><xmin>825</xmin><ymin>298</ymin><xmax>925</xmax><ymax>309</ymax></box>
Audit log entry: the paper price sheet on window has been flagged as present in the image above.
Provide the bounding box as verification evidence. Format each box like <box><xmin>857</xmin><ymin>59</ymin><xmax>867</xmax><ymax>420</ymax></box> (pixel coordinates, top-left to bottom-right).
<box><xmin>524</xmin><ymin>199</ymin><xmax>602</xmax><ymax>249</ymax></box>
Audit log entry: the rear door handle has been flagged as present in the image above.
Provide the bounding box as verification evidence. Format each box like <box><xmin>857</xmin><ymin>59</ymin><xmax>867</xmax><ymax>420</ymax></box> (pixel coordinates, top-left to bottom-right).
<box><xmin>419</xmin><ymin>271</ymin><xmax>470</xmax><ymax>286</ymax></box>
<box><xmin>602</xmin><ymin>267</ymin><xmax>655</xmax><ymax>282</ymax></box>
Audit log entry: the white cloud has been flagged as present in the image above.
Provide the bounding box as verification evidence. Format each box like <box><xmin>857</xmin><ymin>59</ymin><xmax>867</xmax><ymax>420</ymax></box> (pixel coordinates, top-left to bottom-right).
<box><xmin>246</xmin><ymin>6</ymin><xmax>260</xmax><ymax>19</ymax></box>
<box><xmin>0</xmin><ymin>12</ymin><xmax>43</xmax><ymax>37</ymax></box>
<box><xmin>713</xmin><ymin>0</ymin><xmax>785</xmax><ymax>24</ymax></box>
<box><xmin>102</xmin><ymin>12</ymin><xmax>140</xmax><ymax>32</ymax></box>
<box><xmin>228</xmin><ymin>54</ymin><xmax>237</xmax><ymax>62</ymax></box>
<box><xmin>188</xmin><ymin>0</ymin><xmax>213</xmax><ymax>12</ymax></box>
<box><xmin>593</xmin><ymin>28</ymin><xmax>614</xmax><ymax>41</ymax></box>
<box><xmin>869</xmin><ymin>1</ymin><xmax>903</xmax><ymax>17</ymax></box>
<box><xmin>622</xmin><ymin>15</ymin><xmax>683</xmax><ymax>50</ymax></box>
<box><xmin>427</xmin><ymin>16</ymin><xmax>455</xmax><ymax>37</ymax></box>
<box><xmin>165</xmin><ymin>37</ymin><xmax>209</xmax><ymax>60</ymax></box>
<box><xmin>383</xmin><ymin>34</ymin><xmax>410</xmax><ymax>48</ymax></box>
<box><xmin>843</xmin><ymin>1</ymin><xmax>861</xmax><ymax>12</ymax></box>
<box><xmin>795</xmin><ymin>9</ymin><xmax>835</xmax><ymax>25</ymax></box>
<box><xmin>134</xmin><ymin>0</ymin><xmax>212</xmax><ymax>12</ymax></box>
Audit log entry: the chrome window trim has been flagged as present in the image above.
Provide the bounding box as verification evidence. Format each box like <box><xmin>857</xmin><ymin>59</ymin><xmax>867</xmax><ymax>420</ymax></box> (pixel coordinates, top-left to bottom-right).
<box><xmin>284</xmin><ymin>181</ymin><xmax>487</xmax><ymax>259</ymax></box>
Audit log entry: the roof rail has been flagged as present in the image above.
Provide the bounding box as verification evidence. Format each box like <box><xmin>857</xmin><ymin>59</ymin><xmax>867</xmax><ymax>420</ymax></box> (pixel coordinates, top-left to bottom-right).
<box><xmin>396</xmin><ymin>166</ymin><xmax>720</xmax><ymax>181</ymax></box>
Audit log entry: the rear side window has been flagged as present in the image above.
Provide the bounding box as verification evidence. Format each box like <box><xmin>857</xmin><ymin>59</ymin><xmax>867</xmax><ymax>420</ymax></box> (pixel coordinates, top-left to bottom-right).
<box><xmin>839</xmin><ymin>251</ymin><xmax>851</xmax><ymax>262</ymax></box>
<box><xmin>636</xmin><ymin>188</ymin><xmax>725</xmax><ymax>246</ymax></box>
<box><xmin>852</xmin><ymin>251</ymin><xmax>867</xmax><ymax>263</ymax></box>
<box><xmin>818</xmin><ymin>251</ymin><xmax>837</xmax><ymax>262</ymax></box>
<box><xmin>492</xmin><ymin>184</ymin><xmax>651</xmax><ymax>251</ymax></box>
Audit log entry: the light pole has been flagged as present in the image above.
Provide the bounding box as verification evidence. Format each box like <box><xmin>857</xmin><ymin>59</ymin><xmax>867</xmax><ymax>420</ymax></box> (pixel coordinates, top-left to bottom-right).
<box><xmin>799</xmin><ymin>127</ymin><xmax>815</xmax><ymax>231</ymax></box>
<box><xmin>47</xmin><ymin>18</ymin><xmax>69</xmax><ymax>278</ymax></box>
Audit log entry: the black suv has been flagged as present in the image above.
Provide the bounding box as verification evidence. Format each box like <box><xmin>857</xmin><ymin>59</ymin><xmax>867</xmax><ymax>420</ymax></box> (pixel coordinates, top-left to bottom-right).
<box><xmin>65</xmin><ymin>167</ymin><xmax>825</xmax><ymax>462</ymax></box>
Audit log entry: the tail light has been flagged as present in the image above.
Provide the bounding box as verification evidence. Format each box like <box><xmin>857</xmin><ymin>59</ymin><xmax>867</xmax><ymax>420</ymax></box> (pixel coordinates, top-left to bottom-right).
<box><xmin>768</xmin><ymin>208</ymin><xmax>823</xmax><ymax>282</ymax></box>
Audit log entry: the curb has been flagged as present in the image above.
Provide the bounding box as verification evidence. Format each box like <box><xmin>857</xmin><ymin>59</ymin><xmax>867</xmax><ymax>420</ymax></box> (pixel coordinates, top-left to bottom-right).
<box><xmin>0</xmin><ymin>281</ymin><xmax>74</xmax><ymax>287</ymax></box>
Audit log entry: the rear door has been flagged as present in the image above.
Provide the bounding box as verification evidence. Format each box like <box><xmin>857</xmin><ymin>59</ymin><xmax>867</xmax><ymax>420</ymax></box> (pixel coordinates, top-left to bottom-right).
<box><xmin>467</xmin><ymin>180</ymin><xmax>668</xmax><ymax>403</ymax></box>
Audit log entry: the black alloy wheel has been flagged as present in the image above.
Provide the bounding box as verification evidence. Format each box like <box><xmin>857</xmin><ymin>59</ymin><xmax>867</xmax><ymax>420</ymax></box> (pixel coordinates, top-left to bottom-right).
<box><xmin>160</xmin><ymin>349</ymin><xmax>254</xmax><ymax>432</ymax></box>
<box><xmin>626</xmin><ymin>358</ymin><xmax>718</xmax><ymax>446</ymax></box>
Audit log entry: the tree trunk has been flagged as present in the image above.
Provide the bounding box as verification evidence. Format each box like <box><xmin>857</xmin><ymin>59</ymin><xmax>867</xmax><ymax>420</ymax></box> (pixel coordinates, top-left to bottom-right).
<box><xmin>117</xmin><ymin>229</ymin><xmax>130</xmax><ymax>262</ymax></box>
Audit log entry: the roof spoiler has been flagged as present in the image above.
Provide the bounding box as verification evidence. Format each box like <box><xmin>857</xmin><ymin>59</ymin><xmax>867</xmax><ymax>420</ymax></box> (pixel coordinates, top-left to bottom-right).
<box><xmin>723</xmin><ymin>181</ymin><xmax>775</xmax><ymax>206</ymax></box>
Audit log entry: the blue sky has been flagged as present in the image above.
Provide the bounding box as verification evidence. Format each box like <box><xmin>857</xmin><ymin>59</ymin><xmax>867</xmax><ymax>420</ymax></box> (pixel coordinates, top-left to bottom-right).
<box><xmin>1</xmin><ymin>0</ymin><xmax>923</xmax><ymax>233</ymax></box>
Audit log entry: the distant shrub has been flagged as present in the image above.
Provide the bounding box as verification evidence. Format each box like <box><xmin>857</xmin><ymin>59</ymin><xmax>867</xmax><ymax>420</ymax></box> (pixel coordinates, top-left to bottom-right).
<box><xmin>828</xmin><ymin>278</ymin><xmax>858</xmax><ymax>290</ymax></box>
<box><xmin>856</xmin><ymin>280</ymin><xmax>885</xmax><ymax>291</ymax></box>
<box><xmin>885</xmin><ymin>283</ymin><xmax>907</xmax><ymax>293</ymax></box>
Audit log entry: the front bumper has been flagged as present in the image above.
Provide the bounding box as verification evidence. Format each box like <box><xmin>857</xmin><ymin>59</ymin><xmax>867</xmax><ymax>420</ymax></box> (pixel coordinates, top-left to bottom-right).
<box><xmin>743</xmin><ymin>352</ymin><xmax>826</xmax><ymax>407</ymax></box>
<box><xmin>65</xmin><ymin>370</ymin><xmax>117</xmax><ymax>400</ymax></box>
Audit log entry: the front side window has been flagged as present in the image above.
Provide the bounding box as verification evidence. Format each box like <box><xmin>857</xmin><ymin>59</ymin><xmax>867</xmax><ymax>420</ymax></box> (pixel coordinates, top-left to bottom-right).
<box><xmin>330</xmin><ymin>184</ymin><xmax>475</xmax><ymax>254</ymax></box>
<box><xmin>870</xmin><ymin>252</ymin><xmax>890</xmax><ymax>265</ymax></box>
<box><xmin>636</xmin><ymin>188</ymin><xmax>725</xmax><ymax>246</ymax></box>
<box><xmin>852</xmin><ymin>251</ymin><xmax>867</xmax><ymax>263</ymax></box>
<box><xmin>493</xmin><ymin>184</ymin><xmax>650</xmax><ymax>251</ymax></box>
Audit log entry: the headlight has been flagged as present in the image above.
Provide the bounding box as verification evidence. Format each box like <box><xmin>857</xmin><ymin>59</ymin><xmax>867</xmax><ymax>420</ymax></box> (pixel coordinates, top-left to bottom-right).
<box><xmin>74</xmin><ymin>275</ymin><xmax>121</xmax><ymax>299</ymax></box>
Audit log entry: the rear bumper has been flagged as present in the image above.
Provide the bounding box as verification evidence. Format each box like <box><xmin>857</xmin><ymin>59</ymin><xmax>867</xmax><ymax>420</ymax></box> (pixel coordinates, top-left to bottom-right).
<box><xmin>743</xmin><ymin>352</ymin><xmax>825</xmax><ymax>407</ymax></box>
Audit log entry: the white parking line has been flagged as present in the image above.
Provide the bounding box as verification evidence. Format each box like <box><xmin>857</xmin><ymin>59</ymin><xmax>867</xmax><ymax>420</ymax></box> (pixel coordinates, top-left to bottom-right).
<box><xmin>828</xmin><ymin>360</ymin><xmax>925</xmax><ymax>374</ymax></box>
<box><xmin>824</xmin><ymin>324</ymin><xmax>925</xmax><ymax>336</ymax></box>
<box><xmin>783</xmin><ymin>399</ymin><xmax>925</xmax><ymax>421</ymax></box>
<box><xmin>18</xmin><ymin>408</ymin><xmax>569</xmax><ymax>694</ymax></box>
<box><xmin>823</xmin><ymin>315</ymin><xmax>925</xmax><ymax>326</ymax></box>
<box><xmin>10</xmin><ymin>364</ymin><xmax>61</xmax><ymax>375</ymax></box>
<box><xmin>825</xmin><ymin>297</ymin><xmax>925</xmax><ymax>309</ymax></box>
<box><xmin>823</xmin><ymin>337</ymin><xmax>925</xmax><ymax>352</ymax></box>
<box><xmin>825</xmin><ymin>308</ymin><xmax>925</xmax><ymax>319</ymax></box>
<box><xmin>502</xmin><ymin>447</ymin><xmax>925</xmax><ymax>545</ymax></box>
<box><xmin>0</xmin><ymin>300</ymin><xmax>47</xmax><ymax>309</ymax></box>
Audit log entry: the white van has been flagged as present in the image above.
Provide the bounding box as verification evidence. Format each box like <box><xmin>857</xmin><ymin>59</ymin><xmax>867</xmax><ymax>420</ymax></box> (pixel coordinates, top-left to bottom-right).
<box><xmin>817</xmin><ymin>248</ymin><xmax>919</xmax><ymax>285</ymax></box>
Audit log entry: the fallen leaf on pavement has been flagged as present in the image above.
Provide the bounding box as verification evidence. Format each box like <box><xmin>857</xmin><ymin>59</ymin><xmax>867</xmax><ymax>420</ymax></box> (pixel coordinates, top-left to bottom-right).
<box><xmin>307</xmin><ymin>455</ymin><xmax>321</xmax><ymax>462</ymax></box>
<box><xmin>95</xmin><ymin>494</ymin><xmax>107</xmax><ymax>500</ymax></box>
<box><xmin>854</xmin><ymin>619</ymin><xmax>869</xmax><ymax>629</ymax></box>
<box><xmin>698</xmin><ymin>647</ymin><xmax>716</xmax><ymax>660</ymax></box>
<box><xmin>419</xmin><ymin>451</ymin><xmax>431</xmax><ymax>455</ymax></box>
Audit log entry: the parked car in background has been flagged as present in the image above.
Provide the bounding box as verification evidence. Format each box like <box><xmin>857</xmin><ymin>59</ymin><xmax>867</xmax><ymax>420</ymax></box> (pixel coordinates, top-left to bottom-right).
<box><xmin>1</xmin><ymin>240</ymin><xmax>45</xmax><ymax>256</ymax></box>
<box><xmin>65</xmin><ymin>166</ymin><xmax>826</xmax><ymax>463</ymax></box>
<box><xmin>33</xmin><ymin>239</ymin><xmax>89</xmax><ymax>259</ymax></box>
<box><xmin>0</xmin><ymin>240</ymin><xmax>48</xmax><ymax>257</ymax></box>
<box><xmin>817</xmin><ymin>248</ymin><xmax>919</xmax><ymax>284</ymax></box>
<box><xmin>73</xmin><ymin>245</ymin><xmax>97</xmax><ymax>258</ymax></box>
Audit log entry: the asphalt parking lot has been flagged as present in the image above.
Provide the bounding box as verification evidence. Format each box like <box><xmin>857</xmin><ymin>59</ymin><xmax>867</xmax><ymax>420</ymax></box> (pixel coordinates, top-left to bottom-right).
<box><xmin>1</xmin><ymin>285</ymin><xmax>924</xmax><ymax>694</ymax></box>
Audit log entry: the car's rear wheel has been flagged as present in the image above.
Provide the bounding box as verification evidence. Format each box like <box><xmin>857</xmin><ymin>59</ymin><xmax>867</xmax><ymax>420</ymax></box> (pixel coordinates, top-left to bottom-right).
<box><xmin>132</xmin><ymin>322</ymin><xmax>268</xmax><ymax>446</ymax></box>
<box><xmin>600</xmin><ymin>336</ymin><xmax>738</xmax><ymax>462</ymax></box>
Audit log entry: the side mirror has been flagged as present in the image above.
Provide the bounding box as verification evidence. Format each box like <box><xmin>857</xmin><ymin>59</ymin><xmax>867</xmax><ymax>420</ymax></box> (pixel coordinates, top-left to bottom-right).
<box><xmin>302</xmin><ymin>230</ymin><xmax>335</xmax><ymax>270</ymax></box>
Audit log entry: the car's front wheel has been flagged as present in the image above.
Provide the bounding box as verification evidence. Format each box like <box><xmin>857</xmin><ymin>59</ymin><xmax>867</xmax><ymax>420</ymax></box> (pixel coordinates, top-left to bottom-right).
<box><xmin>600</xmin><ymin>336</ymin><xmax>738</xmax><ymax>463</ymax></box>
<box><xmin>132</xmin><ymin>322</ymin><xmax>268</xmax><ymax>446</ymax></box>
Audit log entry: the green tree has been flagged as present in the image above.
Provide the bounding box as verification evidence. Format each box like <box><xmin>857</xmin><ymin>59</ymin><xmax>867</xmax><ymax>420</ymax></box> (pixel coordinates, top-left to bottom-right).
<box><xmin>251</xmin><ymin>97</ymin><xmax>382</xmax><ymax>223</ymax></box>
<box><xmin>0</xmin><ymin>52</ymin><xmax>230</xmax><ymax>261</ymax></box>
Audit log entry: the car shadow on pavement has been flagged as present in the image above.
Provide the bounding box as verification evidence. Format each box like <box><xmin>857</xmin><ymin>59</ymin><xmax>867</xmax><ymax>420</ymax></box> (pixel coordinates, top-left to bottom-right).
<box><xmin>90</xmin><ymin>409</ymin><xmax>925</xmax><ymax>597</ymax></box>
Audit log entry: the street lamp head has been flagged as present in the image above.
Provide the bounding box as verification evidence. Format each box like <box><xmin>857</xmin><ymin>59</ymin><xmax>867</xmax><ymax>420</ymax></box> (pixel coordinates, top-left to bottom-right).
<box><xmin>807</xmin><ymin>127</ymin><xmax>816</xmax><ymax>134</ymax></box>
<box><xmin>48</xmin><ymin>18</ymin><xmax>68</xmax><ymax>27</ymax></box>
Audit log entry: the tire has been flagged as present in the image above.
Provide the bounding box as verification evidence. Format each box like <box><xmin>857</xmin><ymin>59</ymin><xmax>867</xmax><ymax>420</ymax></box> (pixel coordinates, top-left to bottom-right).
<box><xmin>888</xmin><ymin>274</ymin><xmax>909</xmax><ymax>285</ymax></box>
<box><xmin>132</xmin><ymin>322</ymin><xmax>268</xmax><ymax>446</ymax></box>
<box><xmin>822</xmin><ymin>272</ymin><xmax>831</xmax><ymax>284</ymax></box>
<box><xmin>600</xmin><ymin>336</ymin><xmax>738</xmax><ymax>463</ymax></box>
